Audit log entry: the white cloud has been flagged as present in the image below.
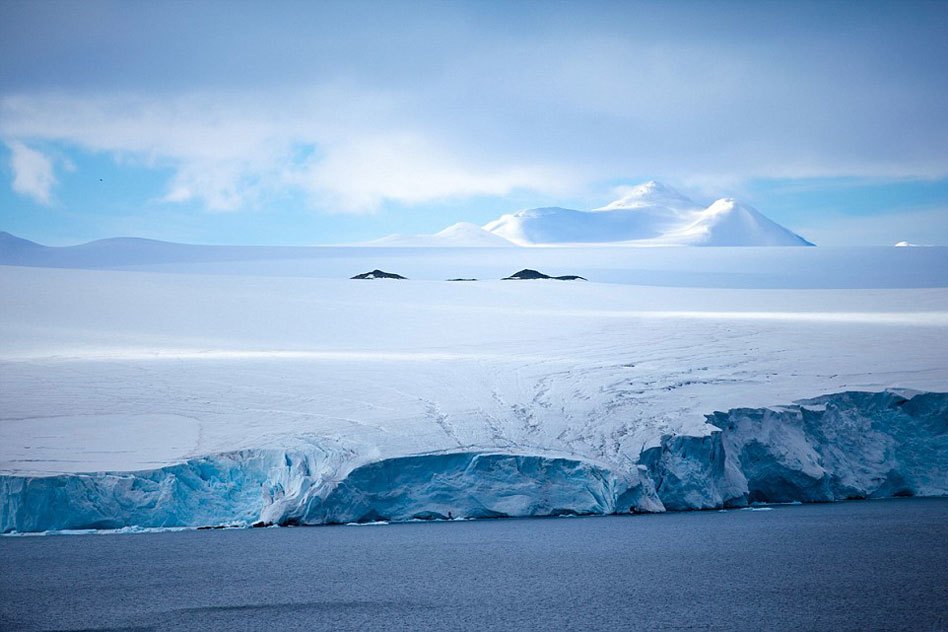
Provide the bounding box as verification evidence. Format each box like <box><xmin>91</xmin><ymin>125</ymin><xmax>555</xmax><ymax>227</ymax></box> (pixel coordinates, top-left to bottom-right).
<box><xmin>6</xmin><ymin>140</ymin><xmax>56</xmax><ymax>204</ymax></box>
<box><xmin>297</xmin><ymin>132</ymin><xmax>578</xmax><ymax>212</ymax></box>
<box><xmin>1</xmin><ymin>6</ymin><xmax>946</xmax><ymax>215</ymax></box>
<box><xmin>0</xmin><ymin>92</ymin><xmax>575</xmax><ymax>213</ymax></box>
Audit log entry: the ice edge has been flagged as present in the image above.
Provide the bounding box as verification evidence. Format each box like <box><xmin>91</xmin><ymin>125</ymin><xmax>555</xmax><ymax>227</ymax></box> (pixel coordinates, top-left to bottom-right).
<box><xmin>2</xmin><ymin>390</ymin><xmax>945</xmax><ymax>534</ymax></box>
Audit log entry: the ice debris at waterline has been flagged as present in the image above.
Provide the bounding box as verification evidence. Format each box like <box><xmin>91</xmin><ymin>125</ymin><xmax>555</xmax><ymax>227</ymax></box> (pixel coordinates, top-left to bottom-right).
<box><xmin>2</xmin><ymin>391</ymin><xmax>945</xmax><ymax>533</ymax></box>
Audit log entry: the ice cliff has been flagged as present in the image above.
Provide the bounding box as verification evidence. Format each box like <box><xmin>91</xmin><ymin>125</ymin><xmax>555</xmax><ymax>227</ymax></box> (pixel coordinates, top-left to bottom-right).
<box><xmin>641</xmin><ymin>391</ymin><xmax>947</xmax><ymax>510</ymax></box>
<box><xmin>2</xmin><ymin>391</ymin><xmax>945</xmax><ymax>533</ymax></box>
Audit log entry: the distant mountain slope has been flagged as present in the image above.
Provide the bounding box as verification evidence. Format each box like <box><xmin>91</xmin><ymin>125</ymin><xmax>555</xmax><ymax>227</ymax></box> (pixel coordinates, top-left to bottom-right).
<box><xmin>482</xmin><ymin>181</ymin><xmax>814</xmax><ymax>247</ymax></box>
<box><xmin>0</xmin><ymin>231</ymin><xmax>46</xmax><ymax>264</ymax></box>
<box><xmin>482</xmin><ymin>181</ymin><xmax>697</xmax><ymax>244</ymax></box>
<box><xmin>368</xmin><ymin>222</ymin><xmax>516</xmax><ymax>247</ymax></box>
<box><xmin>652</xmin><ymin>199</ymin><xmax>814</xmax><ymax>247</ymax></box>
<box><xmin>0</xmin><ymin>234</ymin><xmax>329</xmax><ymax>268</ymax></box>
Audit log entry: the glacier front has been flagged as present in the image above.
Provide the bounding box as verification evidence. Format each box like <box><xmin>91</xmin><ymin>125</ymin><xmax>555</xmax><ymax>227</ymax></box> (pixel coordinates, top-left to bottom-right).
<box><xmin>2</xmin><ymin>391</ymin><xmax>944</xmax><ymax>533</ymax></box>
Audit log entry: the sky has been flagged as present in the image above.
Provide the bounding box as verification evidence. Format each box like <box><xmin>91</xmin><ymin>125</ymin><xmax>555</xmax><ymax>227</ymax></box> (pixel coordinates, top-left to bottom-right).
<box><xmin>1</xmin><ymin>0</ymin><xmax>947</xmax><ymax>246</ymax></box>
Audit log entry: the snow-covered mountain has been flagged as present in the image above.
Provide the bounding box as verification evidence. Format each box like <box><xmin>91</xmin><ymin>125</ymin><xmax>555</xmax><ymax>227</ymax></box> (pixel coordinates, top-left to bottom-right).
<box><xmin>0</xmin><ymin>231</ymin><xmax>45</xmax><ymax>264</ymax></box>
<box><xmin>658</xmin><ymin>198</ymin><xmax>814</xmax><ymax>247</ymax></box>
<box><xmin>367</xmin><ymin>222</ymin><xmax>516</xmax><ymax>247</ymax></box>
<box><xmin>592</xmin><ymin>180</ymin><xmax>700</xmax><ymax>213</ymax></box>
<box><xmin>482</xmin><ymin>181</ymin><xmax>813</xmax><ymax>246</ymax></box>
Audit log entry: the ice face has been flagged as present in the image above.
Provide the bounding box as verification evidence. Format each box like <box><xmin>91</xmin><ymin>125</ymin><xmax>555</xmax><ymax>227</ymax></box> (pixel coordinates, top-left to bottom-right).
<box><xmin>3</xmin><ymin>391</ymin><xmax>944</xmax><ymax>534</ymax></box>
<box><xmin>302</xmin><ymin>453</ymin><xmax>647</xmax><ymax>524</ymax></box>
<box><xmin>641</xmin><ymin>391</ymin><xmax>948</xmax><ymax>509</ymax></box>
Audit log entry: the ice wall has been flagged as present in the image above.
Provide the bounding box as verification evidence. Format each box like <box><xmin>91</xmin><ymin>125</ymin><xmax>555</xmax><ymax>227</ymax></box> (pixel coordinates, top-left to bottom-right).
<box><xmin>0</xmin><ymin>451</ymin><xmax>280</xmax><ymax>533</ymax></box>
<box><xmin>641</xmin><ymin>391</ymin><xmax>948</xmax><ymax>509</ymax></box>
<box><xmin>0</xmin><ymin>451</ymin><xmax>660</xmax><ymax>533</ymax></box>
<box><xmin>296</xmin><ymin>453</ymin><xmax>661</xmax><ymax>524</ymax></box>
<box><xmin>2</xmin><ymin>391</ymin><xmax>945</xmax><ymax>533</ymax></box>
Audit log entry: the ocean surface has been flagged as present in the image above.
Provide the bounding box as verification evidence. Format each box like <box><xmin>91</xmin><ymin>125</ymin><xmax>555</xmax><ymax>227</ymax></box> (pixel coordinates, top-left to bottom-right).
<box><xmin>1</xmin><ymin>499</ymin><xmax>946</xmax><ymax>631</ymax></box>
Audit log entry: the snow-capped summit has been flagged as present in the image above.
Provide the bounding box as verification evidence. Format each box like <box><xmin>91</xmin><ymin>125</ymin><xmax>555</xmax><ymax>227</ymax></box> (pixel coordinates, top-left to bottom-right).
<box><xmin>480</xmin><ymin>182</ymin><xmax>814</xmax><ymax>247</ymax></box>
<box><xmin>482</xmin><ymin>181</ymin><xmax>702</xmax><ymax>245</ymax></box>
<box><xmin>367</xmin><ymin>222</ymin><xmax>516</xmax><ymax>247</ymax></box>
<box><xmin>593</xmin><ymin>180</ymin><xmax>700</xmax><ymax>212</ymax></box>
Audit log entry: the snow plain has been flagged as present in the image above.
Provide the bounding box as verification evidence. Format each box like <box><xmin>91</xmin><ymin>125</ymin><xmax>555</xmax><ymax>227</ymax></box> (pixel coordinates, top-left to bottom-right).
<box><xmin>1</xmin><ymin>245</ymin><xmax>947</xmax><ymax>531</ymax></box>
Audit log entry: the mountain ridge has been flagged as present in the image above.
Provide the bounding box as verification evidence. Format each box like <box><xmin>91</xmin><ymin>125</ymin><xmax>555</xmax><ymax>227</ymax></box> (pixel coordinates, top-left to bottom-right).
<box><xmin>482</xmin><ymin>182</ymin><xmax>813</xmax><ymax>247</ymax></box>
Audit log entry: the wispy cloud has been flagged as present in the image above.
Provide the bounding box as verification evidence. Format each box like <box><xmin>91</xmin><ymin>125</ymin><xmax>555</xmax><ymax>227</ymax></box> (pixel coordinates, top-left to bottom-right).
<box><xmin>0</xmin><ymin>91</ymin><xmax>575</xmax><ymax>212</ymax></box>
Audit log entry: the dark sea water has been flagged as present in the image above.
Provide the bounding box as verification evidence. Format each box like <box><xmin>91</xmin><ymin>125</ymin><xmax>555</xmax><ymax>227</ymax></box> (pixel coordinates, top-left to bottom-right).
<box><xmin>1</xmin><ymin>499</ymin><xmax>946</xmax><ymax>631</ymax></box>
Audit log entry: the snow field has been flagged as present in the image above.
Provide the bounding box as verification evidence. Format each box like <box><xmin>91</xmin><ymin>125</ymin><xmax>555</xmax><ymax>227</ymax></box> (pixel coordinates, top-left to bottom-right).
<box><xmin>1</xmin><ymin>245</ymin><xmax>946</xmax><ymax>532</ymax></box>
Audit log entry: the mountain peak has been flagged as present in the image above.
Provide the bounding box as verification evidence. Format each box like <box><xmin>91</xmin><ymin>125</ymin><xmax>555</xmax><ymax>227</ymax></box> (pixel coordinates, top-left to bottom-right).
<box><xmin>640</xmin><ymin>180</ymin><xmax>672</xmax><ymax>192</ymax></box>
<box><xmin>594</xmin><ymin>181</ymin><xmax>698</xmax><ymax>212</ymax></box>
<box><xmin>479</xmin><ymin>187</ymin><xmax>813</xmax><ymax>247</ymax></box>
<box><xmin>673</xmin><ymin>198</ymin><xmax>814</xmax><ymax>247</ymax></box>
<box><xmin>0</xmin><ymin>231</ymin><xmax>45</xmax><ymax>251</ymax></box>
<box><xmin>704</xmin><ymin>197</ymin><xmax>746</xmax><ymax>214</ymax></box>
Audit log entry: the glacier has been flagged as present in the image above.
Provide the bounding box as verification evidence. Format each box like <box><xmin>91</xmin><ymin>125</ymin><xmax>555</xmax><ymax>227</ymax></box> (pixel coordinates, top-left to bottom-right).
<box><xmin>1</xmin><ymin>245</ymin><xmax>946</xmax><ymax>534</ymax></box>
<box><xmin>3</xmin><ymin>391</ymin><xmax>944</xmax><ymax>533</ymax></box>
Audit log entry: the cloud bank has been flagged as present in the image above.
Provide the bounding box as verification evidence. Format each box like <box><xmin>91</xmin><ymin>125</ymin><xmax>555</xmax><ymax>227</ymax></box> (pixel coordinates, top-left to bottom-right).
<box><xmin>1</xmin><ymin>1</ymin><xmax>946</xmax><ymax>213</ymax></box>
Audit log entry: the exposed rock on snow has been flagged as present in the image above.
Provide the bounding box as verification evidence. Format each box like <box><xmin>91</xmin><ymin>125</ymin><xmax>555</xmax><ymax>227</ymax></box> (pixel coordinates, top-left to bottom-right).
<box><xmin>1</xmin><ymin>234</ymin><xmax>944</xmax><ymax>287</ymax></box>
<box><xmin>2</xmin><ymin>391</ymin><xmax>944</xmax><ymax>533</ymax></box>
<box><xmin>502</xmin><ymin>269</ymin><xmax>587</xmax><ymax>281</ymax></box>
<box><xmin>351</xmin><ymin>269</ymin><xmax>407</xmax><ymax>279</ymax></box>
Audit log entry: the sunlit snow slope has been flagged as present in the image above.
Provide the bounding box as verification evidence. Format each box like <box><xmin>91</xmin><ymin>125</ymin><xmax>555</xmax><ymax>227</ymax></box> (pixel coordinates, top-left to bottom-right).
<box><xmin>365</xmin><ymin>223</ymin><xmax>517</xmax><ymax>247</ymax></box>
<box><xmin>1</xmin><ymin>245</ymin><xmax>946</xmax><ymax>532</ymax></box>
<box><xmin>482</xmin><ymin>181</ymin><xmax>813</xmax><ymax>246</ymax></box>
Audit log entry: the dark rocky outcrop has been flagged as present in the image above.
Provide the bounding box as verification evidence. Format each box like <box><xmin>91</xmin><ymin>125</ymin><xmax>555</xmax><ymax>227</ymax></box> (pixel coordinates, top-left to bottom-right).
<box><xmin>351</xmin><ymin>269</ymin><xmax>407</xmax><ymax>280</ymax></box>
<box><xmin>502</xmin><ymin>269</ymin><xmax>587</xmax><ymax>281</ymax></box>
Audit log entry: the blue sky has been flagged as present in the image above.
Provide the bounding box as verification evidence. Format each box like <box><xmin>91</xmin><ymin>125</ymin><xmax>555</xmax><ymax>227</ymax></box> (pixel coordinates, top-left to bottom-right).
<box><xmin>1</xmin><ymin>0</ymin><xmax>947</xmax><ymax>246</ymax></box>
